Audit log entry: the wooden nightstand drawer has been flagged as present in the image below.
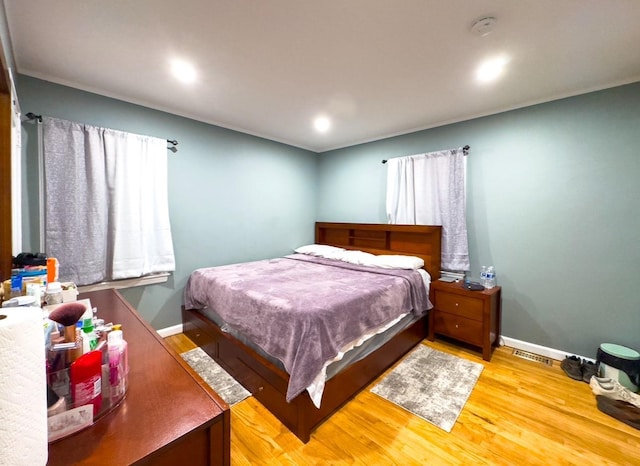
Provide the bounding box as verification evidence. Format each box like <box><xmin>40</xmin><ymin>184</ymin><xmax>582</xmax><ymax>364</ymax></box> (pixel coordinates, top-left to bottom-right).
<box><xmin>435</xmin><ymin>291</ymin><xmax>483</xmax><ymax>321</ymax></box>
<box><xmin>428</xmin><ymin>281</ymin><xmax>502</xmax><ymax>361</ymax></box>
<box><xmin>433</xmin><ymin>311</ymin><xmax>483</xmax><ymax>346</ymax></box>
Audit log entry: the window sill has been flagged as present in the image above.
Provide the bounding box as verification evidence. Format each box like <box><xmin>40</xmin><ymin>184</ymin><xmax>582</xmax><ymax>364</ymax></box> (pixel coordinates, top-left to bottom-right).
<box><xmin>77</xmin><ymin>273</ymin><xmax>170</xmax><ymax>294</ymax></box>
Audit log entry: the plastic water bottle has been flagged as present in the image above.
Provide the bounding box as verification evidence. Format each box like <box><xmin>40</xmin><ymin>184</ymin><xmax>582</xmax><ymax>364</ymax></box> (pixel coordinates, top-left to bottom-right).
<box><xmin>480</xmin><ymin>266</ymin><xmax>488</xmax><ymax>287</ymax></box>
<box><xmin>485</xmin><ymin>266</ymin><xmax>496</xmax><ymax>289</ymax></box>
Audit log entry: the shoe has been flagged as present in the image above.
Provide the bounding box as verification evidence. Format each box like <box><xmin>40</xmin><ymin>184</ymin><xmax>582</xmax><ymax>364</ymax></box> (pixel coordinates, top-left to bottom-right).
<box><xmin>560</xmin><ymin>355</ymin><xmax>583</xmax><ymax>381</ymax></box>
<box><xmin>582</xmin><ymin>360</ymin><xmax>599</xmax><ymax>383</ymax></box>
<box><xmin>589</xmin><ymin>377</ymin><xmax>640</xmax><ymax>409</ymax></box>
<box><xmin>595</xmin><ymin>395</ymin><xmax>640</xmax><ymax>430</ymax></box>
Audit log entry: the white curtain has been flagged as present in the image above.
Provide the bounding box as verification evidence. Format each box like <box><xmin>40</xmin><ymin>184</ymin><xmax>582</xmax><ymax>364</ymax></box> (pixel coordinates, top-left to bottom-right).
<box><xmin>43</xmin><ymin>117</ymin><xmax>175</xmax><ymax>285</ymax></box>
<box><xmin>386</xmin><ymin>148</ymin><xmax>470</xmax><ymax>271</ymax></box>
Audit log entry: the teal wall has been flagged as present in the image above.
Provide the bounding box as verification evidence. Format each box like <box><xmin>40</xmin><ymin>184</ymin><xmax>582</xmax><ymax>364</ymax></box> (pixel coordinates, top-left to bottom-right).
<box><xmin>317</xmin><ymin>82</ymin><xmax>640</xmax><ymax>358</ymax></box>
<box><xmin>17</xmin><ymin>74</ymin><xmax>640</xmax><ymax>358</ymax></box>
<box><xmin>16</xmin><ymin>75</ymin><xmax>318</xmax><ymax>329</ymax></box>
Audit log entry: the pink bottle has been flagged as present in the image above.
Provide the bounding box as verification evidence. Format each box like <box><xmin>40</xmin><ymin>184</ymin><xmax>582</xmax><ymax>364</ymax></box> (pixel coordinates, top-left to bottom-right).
<box><xmin>108</xmin><ymin>329</ymin><xmax>128</xmax><ymax>403</ymax></box>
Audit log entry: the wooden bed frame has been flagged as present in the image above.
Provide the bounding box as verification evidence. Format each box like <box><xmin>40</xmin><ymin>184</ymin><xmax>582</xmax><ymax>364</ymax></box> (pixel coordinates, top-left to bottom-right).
<box><xmin>182</xmin><ymin>222</ymin><xmax>441</xmax><ymax>443</ymax></box>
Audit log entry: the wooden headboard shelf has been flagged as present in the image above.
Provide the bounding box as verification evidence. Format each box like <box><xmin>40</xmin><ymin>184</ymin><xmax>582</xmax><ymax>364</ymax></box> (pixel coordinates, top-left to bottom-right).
<box><xmin>315</xmin><ymin>222</ymin><xmax>442</xmax><ymax>279</ymax></box>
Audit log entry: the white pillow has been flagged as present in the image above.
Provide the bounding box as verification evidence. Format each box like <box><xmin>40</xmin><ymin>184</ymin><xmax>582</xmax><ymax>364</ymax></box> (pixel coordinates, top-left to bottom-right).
<box><xmin>340</xmin><ymin>250</ymin><xmax>377</xmax><ymax>266</ymax></box>
<box><xmin>371</xmin><ymin>255</ymin><xmax>424</xmax><ymax>270</ymax></box>
<box><xmin>294</xmin><ymin>244</ymin><xmax>346</xmax><ymax>260</ymax></box>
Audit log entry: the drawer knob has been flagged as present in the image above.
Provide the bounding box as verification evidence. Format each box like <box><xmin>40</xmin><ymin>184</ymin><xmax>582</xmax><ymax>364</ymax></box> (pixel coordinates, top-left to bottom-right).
<box><xmin>455</xmin><ymin>303</ymin><xmax>459</xmax><ymax>307</ymax></box>
<box><xmin>455</xmin><ymin>324</ymin><xmax>459</xmax><ymax>328</ymax></box>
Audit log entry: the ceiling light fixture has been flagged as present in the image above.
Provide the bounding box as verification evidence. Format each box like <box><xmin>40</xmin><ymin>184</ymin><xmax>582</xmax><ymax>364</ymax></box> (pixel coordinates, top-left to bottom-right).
<box><xmin>170</xmin><ymin>59</ymin><xmax>197</xmax><ymax>84</ymax></box>
<box><xmin>476</xmin><ymin>55</ymin><xmax>509</xmax><ymax>83</ymax></box>
<box><xmin>314</xmin><ymin>116</ymin><xmax>331</xmax><ymax>133</ymax></box>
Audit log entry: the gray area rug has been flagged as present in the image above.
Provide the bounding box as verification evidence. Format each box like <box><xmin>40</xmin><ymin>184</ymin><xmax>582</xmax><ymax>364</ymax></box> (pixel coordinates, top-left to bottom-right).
<box><xmin>181</xmin><ymin>347</ymin><xmax>251</xmax><ymax>406</ymax></box>
<box><xmin>371</xmin><ymin>345</ymin><xmax>483</xmax><ymax>432</ymax></box>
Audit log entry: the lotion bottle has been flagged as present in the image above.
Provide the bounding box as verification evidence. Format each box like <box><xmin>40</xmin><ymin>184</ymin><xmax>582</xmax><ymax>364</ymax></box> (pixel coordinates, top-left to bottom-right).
<box><xmin>107</xmin><ymin>329</ymin><xmax>128</xmax><ymax>402</ymax></box>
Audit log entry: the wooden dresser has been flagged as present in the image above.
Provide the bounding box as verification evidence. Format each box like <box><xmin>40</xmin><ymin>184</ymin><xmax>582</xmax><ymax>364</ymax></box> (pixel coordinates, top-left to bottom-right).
<box><xmin>48</xmin><ymin>289</ymin><xmax>230</xmax><ymax>465</ymax></box>
<box><xmin>428</xmin><ymin>280</ymin><xmax>502</xmax><ymax>361</ymax></box>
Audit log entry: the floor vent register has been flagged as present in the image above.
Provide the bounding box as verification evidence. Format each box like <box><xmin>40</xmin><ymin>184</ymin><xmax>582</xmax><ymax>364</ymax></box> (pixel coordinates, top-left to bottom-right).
<box><xmin>512</xmin><ymin>349</ymin><xmax>553</xmax><ymax>366</ymax></box>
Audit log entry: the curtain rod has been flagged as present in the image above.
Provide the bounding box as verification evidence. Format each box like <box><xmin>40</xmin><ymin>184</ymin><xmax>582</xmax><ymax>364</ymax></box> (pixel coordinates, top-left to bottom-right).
<box><xmin>24</xmin><ymin>112</ymin><xmax>179</xmax><ymax>152</ymax></box>
<box><xmin>381</xmin><ymin>145</ymin><xmax>470</xmax><ymax>164</ymax></box>
<box><xmin>25</xmin><ymin>112</ymin><xmax>42</xmax><ymax>122</ymax></box>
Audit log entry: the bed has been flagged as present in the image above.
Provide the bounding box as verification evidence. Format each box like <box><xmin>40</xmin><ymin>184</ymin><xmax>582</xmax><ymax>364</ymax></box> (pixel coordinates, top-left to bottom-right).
<box><xmin>182</xmin><ymin>222</ymin><xmax>442</xmax><ymax>443</ymax></box>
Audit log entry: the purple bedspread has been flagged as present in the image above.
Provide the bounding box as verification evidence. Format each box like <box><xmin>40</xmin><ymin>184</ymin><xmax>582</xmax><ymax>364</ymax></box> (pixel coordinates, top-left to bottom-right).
<box><xmin>184</xmin><ymin>254</ymin><xmax>430</xmax><ymax>402</ymax></box>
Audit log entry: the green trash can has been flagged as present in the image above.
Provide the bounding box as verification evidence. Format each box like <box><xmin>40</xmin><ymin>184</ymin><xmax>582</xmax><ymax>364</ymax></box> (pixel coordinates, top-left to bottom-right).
<box><xmin>597</xmin><ymin>343</ymin><xmax>640</xmax><ymax>393</ymax></box>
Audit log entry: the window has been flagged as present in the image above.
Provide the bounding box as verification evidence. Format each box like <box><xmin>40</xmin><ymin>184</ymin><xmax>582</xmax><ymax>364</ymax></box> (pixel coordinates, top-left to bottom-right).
<box><xmin>41</xmin><ymin>117</ymin><xmax>175</xmax><ymax>286</ymax></box>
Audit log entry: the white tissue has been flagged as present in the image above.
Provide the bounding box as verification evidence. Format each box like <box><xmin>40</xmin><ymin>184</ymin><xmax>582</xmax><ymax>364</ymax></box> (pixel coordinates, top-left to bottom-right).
<box><xmin>0</xmin><ymin>307</ymin><xmax>48</xmax><ymax>466</ymax></box>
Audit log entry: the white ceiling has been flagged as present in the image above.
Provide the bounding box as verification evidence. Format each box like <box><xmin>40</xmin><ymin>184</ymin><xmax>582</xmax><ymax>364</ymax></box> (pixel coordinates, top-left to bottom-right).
<box><xmin>4</xmin><ymin>0</ymin><xmax>640</xmax><ymax>152</ymax></box>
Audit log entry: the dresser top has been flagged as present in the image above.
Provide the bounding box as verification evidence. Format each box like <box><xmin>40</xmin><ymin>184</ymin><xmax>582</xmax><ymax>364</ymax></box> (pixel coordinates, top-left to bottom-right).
<box><xmin>48</xmin><ymin>289</ymin><xmax>228</xmax><ymax>465</ymax></box>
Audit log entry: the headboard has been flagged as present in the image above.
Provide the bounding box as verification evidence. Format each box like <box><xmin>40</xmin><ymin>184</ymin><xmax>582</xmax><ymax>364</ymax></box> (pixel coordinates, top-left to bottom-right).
<box><xmin>315</xmin><ymin>222</ymin><xmax>442</xmax><ymax>280</ymax></box>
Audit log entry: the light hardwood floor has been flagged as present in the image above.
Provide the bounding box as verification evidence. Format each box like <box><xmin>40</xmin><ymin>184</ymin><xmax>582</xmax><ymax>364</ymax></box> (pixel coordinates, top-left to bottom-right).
<box><xmin>165</xmin><ymin>334</ymin><xmax>639</xmax><ymax>465</ymax></box>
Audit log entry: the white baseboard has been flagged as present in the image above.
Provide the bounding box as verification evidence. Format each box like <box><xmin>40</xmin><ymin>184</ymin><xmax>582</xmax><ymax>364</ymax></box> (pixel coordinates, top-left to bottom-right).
<box><xmin>157</xmin><ymin>323</ymin><xmax>183</xmax><ymax>338</ymax></box>
<box><xmin>501</xmin><ymin>336</ymin><xmax>595</xmax><ymax>364</ymax></box>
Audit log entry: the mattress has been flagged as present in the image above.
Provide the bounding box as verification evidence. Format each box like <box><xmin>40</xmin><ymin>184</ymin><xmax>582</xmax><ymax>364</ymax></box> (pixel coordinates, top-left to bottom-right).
<box><xmin>196</xmin><ymin>305</ymin><xmax>424</xmax><ymax>406</ymax></box>
<box><xmin>184</xmin><ymin>253</ymin><xmax>431</xmax><ymax>406</ymax></box>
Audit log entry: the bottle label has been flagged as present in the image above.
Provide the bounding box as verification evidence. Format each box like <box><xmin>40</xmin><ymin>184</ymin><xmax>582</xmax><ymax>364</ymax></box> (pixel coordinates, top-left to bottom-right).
<box><xmin>109</xmin><ymin>361</ymin><xmax>121</xmax><ymax>386</ymax></box>
<box><xmin>73</xmin><ymin>374</ymin><xmax>102</xmax><ymax>406</ymax></box>
<box><xmin>109</xmin><ymin>359</ymin><xmax>126</xmax><ymax>399</ymax></box>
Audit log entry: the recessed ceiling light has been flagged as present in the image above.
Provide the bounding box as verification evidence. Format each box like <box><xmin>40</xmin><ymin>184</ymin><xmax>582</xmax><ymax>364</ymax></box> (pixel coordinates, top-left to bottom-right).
<box><xmin>476</xmin><ymin>55</ymin><xmax>509</xmax><ymax>83</ymax></box>
<box><xmin>314</xmin><ymin>116</ymin><xmax>331</xmax><ymax>133</ymax></box>
<box><xmin>170</xmin><ymin>59</ymin><xmax>197</xmax><ymax>84</ymax></box>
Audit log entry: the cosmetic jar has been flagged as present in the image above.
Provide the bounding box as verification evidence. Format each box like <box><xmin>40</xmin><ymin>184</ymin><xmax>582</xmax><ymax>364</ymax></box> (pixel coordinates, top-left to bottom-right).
<box><xmin>45</xmin><ymin>282</ymin><xmax>63</xmax><ymax>305</ymax></box>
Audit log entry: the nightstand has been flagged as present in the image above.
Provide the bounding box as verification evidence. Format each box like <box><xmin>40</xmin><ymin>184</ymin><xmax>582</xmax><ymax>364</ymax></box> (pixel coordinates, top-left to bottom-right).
<box><xmin>428</xmin><ymin>280</ymin><xmax>502</xmax><ymax>361</ymax></box>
